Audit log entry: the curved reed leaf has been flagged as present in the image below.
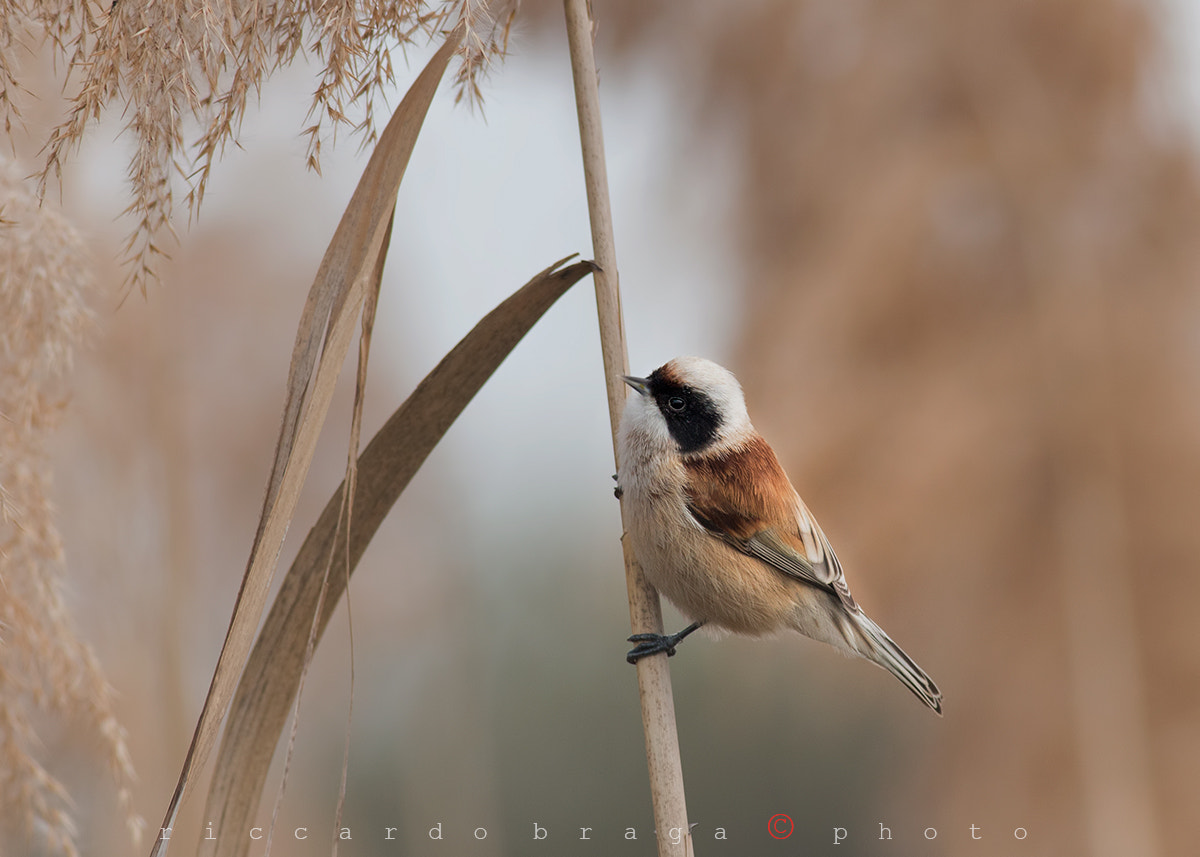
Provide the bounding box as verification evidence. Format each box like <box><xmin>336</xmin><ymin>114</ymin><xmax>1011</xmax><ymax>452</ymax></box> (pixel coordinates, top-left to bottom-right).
<box><xmin>148</xmin><ymin>29</ymin><xmax>463</xmax><ymax>857</ymax></box>
<box><xmin>202</xmin><ymin>255</ymin><xmax>596</xmax><ymax>857</ymax></box>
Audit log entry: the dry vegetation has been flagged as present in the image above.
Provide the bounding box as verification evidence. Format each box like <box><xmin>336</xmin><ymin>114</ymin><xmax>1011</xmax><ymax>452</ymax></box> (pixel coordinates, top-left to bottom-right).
<box><xmin>0</xmin><ymin>157</ymin><xmax>141</xmax><ymax>857</ymax></box>
<box><xmin>4</xmin><ymin>0</ymin><xmax>1197</xmax><ymax>855</ymax></box>
<box><xmin>3</xmin><ymin>0</ymin><xmax>514</xmax><ymax>296</ymax></box>
<box><xmin>4</xmin><ymin>0</ymin><xmax>675</xmax><ymax>854</ymax></box>
<box><xmin>1</xmin><ymin>2</ymin><xmax>526</xmax><ymax>854</ymax></box>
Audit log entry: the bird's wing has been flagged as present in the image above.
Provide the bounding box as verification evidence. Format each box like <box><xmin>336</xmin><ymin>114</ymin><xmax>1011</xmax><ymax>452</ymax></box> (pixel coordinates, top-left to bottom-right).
<box><xmin>744</xmin><ymin>511</ymin><xmax>858</xmax><ymax>612</ymax></box>
<box><xmin>683</xmin><ymin>437</ymin><xmax>858</xmax><ymax>612</ymax></box>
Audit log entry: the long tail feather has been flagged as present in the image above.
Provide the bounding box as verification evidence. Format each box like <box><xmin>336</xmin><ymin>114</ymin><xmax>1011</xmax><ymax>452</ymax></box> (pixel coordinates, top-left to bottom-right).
<box><xmin>854</xmin><ymin>613</ymin><xmax>943</xmax><ymax>715</ymax></box>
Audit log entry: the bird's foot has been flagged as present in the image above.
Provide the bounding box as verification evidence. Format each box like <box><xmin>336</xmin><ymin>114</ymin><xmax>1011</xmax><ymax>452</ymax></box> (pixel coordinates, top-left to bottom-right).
<box><xmin>625</xmin><ymin>622</ymin><xmax>702</xmax><ymax>664</ymax></box>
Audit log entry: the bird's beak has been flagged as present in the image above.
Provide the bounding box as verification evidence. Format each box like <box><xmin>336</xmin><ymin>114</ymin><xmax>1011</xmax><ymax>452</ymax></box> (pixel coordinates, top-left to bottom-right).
<box><xmin>622</xmin><ymin>375</ymin><xmax>651</xmax><ymax>396</ymax></box>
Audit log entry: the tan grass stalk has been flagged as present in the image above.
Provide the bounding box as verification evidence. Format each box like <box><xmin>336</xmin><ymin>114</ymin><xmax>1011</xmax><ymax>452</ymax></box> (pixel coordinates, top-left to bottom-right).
<box><xmin>200</xmin><ymin>254</ymin><xmax>596</xmax><ymax>857</ymax></box>
<box><xmin>147</xmin><ymin>30</ymin><xmax>463</xmax><ymax>857</ymax></box>
<box><xmin>561</xmin><ymin>2</ymin><xmax>693</xmax><ymax>854</ymax></box>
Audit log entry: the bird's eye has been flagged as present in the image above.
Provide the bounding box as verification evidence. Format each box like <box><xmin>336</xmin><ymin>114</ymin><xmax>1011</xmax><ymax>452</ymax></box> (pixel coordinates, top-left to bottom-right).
<box><xmin>667</xmin><ymin>396</ymin><xmax>686</xmax><ymax>412</ymax></box>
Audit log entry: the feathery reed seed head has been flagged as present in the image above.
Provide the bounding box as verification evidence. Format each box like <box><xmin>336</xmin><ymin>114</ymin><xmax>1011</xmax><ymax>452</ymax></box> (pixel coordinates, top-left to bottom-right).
<box><xmin>0</xmin><ymin>156</ymin><xmax>143</xmax><ymax>857</ymax></box>
<box><xmin>3</xmin><ymin>0</ymin><xmax>514</xmax><ymax>294</ymax></box>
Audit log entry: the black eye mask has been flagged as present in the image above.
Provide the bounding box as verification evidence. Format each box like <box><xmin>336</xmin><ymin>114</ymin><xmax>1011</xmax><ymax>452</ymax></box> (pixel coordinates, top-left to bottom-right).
<box><xmin>647</xmin><ymin>371</ymin><xmax>723</xmax><ymax>454</ymax></box>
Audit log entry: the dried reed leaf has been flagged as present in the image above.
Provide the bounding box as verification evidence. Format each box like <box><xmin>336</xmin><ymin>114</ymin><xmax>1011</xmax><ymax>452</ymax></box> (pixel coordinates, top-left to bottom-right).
<box><xmin>148</xmin><ymin>30</ymin><xmax>462</xmax><ymax>857</ymax></box>
<box><xmin>201</xmin><ymin>254</ymin><xmax>596</xmax><ymax>857</ymax></box>
<box><xmin>261</xmin><ymin>211</ymin><xmax>393</xmax><ymax>857</ymax></box>
<box><xmin>323</xmin><ymin>211</ymin><xmax>390</xmax><ymax>857</ymax></box>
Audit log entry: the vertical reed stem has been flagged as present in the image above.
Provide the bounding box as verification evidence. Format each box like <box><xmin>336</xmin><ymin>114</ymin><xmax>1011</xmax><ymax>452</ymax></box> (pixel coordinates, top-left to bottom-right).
<box><xmin>562</xmin><ymin>2</ymin><xmax>693</xmax><ymax>855</ymax></box>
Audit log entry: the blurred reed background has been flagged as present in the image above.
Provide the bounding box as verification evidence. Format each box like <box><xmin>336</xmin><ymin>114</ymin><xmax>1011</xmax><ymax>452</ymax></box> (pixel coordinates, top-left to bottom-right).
<box><xmin>2</xmin><ymin>0</ymin><xmax>1198</xmax><ymax>855</ymax></box>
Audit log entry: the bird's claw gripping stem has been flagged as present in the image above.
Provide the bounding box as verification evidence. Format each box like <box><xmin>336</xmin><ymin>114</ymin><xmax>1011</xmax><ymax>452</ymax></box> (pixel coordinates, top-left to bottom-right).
<box><xmin>625</xmin><ymin>622</ymin><xmax>702</xmax><ymax>664</ymax></box>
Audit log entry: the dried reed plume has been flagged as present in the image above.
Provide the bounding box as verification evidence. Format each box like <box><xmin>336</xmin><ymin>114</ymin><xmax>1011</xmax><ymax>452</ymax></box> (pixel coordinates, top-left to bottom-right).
<box><xmin>2</xmin><ymin>0</ymin><xmax>513</xmax><ymax>295</ymax></box>
<box><xmin>0</xmin><ymin>156</ymin><xmax>142</xmax><ymax>857</ymax></box>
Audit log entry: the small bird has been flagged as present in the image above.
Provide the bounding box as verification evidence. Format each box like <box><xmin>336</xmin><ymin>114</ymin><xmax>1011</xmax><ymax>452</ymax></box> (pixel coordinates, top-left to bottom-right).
<box><xmin>617</xmin><ymin>356</ymin><xmax>942</xmax><ymax>714</ymax></box>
